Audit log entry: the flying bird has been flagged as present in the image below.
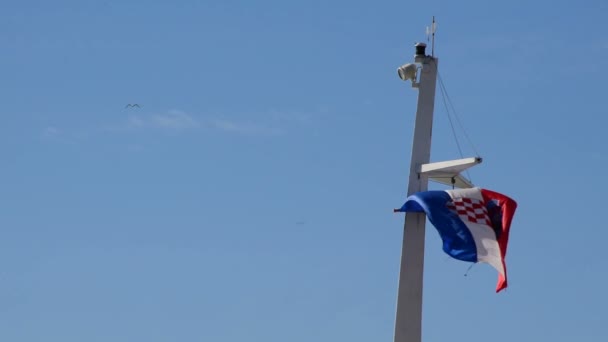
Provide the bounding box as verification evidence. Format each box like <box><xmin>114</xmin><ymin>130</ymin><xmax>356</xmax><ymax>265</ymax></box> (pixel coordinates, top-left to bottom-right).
<box><xmin>125</xmin><ymin>104</ymin><xmax>141</xmax><ymax>109</ymax></box>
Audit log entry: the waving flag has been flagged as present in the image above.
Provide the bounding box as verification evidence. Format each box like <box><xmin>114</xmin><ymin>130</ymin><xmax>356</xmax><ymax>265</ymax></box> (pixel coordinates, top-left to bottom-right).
<box><xmin>394</xmin><ymin>187</ymin><xmax>517</xmax><ymax>292</ymax></box>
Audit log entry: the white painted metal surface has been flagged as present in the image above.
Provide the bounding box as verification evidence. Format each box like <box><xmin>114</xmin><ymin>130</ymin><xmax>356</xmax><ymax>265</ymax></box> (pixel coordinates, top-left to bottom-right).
<box><xmin>419</xmin><ymin>157</ymin><xmax>482</xmax><ymax>189</ymax></box>
<box><xmin>393</xmin><ymin>47</ymin><xmax>438</xmax><ymax>342</ymax></box>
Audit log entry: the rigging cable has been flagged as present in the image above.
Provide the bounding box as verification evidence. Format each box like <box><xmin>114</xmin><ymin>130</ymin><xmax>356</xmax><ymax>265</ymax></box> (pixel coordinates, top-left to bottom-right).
<box><xmin>430</xmin><ymin>60</ymin><xmax>483</xmax><ymax>185</ymax></box>
<box><xmin>437</xmin><ymin>74</ymin><xmax>473</xmax><ymax>184</ymax></box>
<box><xmin>437</xmin><ymin>72</ymin><xmax>465</xmax><ymax>160</ymax></box>
<box><xmin>437</xmin><ymin>71</ymin><xmax>482</xmax><ymax>158</ymax></box>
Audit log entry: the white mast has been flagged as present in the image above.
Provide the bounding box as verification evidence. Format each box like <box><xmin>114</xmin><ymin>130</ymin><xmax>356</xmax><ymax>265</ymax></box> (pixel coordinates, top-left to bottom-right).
<box><xmin>394</xmin><ymin>31</ymin><xmax>481</xmax><ymax>342</ymax></box>
<box><xmin>394</xmin><ymin>42</ymin><xmax>438</xmax><ymax>342</ymax></box>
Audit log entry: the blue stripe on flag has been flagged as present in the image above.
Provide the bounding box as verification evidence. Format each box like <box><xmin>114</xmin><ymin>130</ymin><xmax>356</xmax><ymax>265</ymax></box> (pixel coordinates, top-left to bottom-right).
<box><xmin>398</xmin><ymin>191</ymin><xmax>478</xmax><ymax>263</ymax></box>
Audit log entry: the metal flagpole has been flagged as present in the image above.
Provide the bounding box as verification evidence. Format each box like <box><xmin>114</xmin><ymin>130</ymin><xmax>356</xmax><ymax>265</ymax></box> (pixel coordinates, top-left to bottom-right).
<box><xmin>393</xmin><ymin>42</ymin><xmax>438</xmax><ymax>342</ymax></box>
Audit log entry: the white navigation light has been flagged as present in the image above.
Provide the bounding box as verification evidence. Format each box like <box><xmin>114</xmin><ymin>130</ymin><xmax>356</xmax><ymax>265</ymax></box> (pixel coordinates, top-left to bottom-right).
<box><xmin>397</xmin><ymin>63</ymin><xmax>418</xmax><ymax>81</ymax></box>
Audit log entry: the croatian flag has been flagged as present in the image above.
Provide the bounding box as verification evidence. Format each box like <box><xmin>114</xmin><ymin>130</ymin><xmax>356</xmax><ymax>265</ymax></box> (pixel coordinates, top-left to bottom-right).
<box><xmin>394</xmin><ymin>187</ymin><xmax>517</xmax><ymax>292</ymax></box>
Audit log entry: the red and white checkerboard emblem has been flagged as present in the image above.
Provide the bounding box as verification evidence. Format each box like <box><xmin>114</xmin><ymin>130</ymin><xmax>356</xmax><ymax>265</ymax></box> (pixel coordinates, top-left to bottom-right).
<box><xmin>446</xmin><ymin>197</ymin><xmax>492</xmax><ymax>226</ymax></box>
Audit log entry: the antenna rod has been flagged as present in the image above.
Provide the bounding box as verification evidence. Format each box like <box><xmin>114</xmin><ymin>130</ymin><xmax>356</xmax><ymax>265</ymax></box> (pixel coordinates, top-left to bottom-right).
<box><xmin>431</xmin><ymin>16</ymin><xmax>436</xmax><ymax>57</ymax></box>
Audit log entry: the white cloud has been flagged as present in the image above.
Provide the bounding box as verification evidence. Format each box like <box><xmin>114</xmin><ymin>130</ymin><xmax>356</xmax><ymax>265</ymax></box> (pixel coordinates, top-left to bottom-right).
<box><xmin>210</xmin><ymin>119</ymin><xmax>283</xmax><ymax>135</ymax></box>
<box><xmin>127</xmin><ymin>115</ymin><xmax>145</xmax><ymax>128</ymax></box>
<box><xmin>42</xmin><ymin>126</ymin><xmax>60</xmax><ymax>138</ymax></box>
<box><xmin>126</xmin><ymin>110</ymin><xmax>199</xmax><ymax>130</ymax></box>
<box><xmin>127</xmin><ymin>144</ymin><xmax>144</xmax><ymax>152</ymax></box>
<box><xmin>151</xmin><ymin>110</ymin><xmax>199</xmax><ymax>129</ymax></box>
<box><xmin>209</xmin><ymin>106</ymin><xmax>329</xmax><ymax>136</ymax></box>
<box><xmin>268</xmin><ymin>109</ymin><xmax>311</xmax><ymax>124</ymax></box>
<box><xmin>112</xmin><ymin>107</ymin><xmax>326</xmax><ymax>137</ymax></box>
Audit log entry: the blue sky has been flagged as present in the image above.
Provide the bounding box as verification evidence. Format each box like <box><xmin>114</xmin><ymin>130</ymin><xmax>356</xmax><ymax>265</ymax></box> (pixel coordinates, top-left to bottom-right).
<box><xmin>2</xmin><ymin>0</ymin><xmax>608</xmax><ymax>341</ymax></box>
